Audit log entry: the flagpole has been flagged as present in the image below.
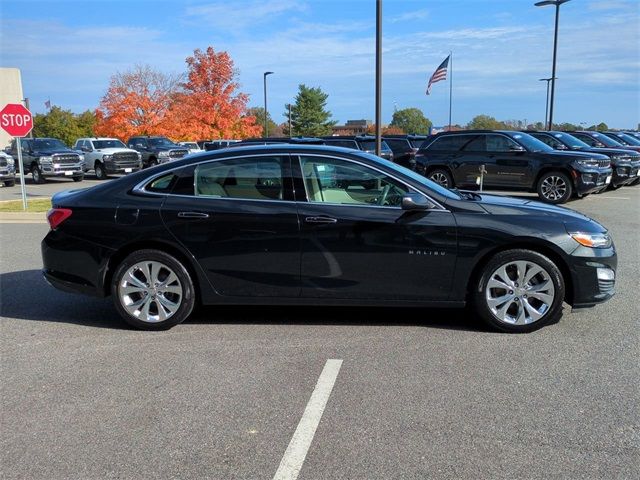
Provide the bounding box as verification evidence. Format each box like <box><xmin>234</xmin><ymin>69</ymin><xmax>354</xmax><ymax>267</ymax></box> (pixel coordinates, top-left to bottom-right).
<box><xmin>448</xmin><ymin>51</ymin><xmax>452</xmax><ymax>131</ymax></box>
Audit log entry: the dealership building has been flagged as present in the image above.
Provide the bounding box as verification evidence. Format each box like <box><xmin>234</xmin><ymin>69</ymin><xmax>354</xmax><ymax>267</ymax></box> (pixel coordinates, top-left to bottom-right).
<box><xmin>0</xmin><ymin>68</ymin><xmax>25</xmax><ymax>149</ymax></box>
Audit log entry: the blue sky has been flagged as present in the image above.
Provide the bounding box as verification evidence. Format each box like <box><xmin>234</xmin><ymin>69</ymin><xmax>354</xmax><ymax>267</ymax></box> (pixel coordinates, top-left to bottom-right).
<box><xmin>1</xmin><ymin>0</ymin><xmax>639</xmax><ymax>128</ymax></box>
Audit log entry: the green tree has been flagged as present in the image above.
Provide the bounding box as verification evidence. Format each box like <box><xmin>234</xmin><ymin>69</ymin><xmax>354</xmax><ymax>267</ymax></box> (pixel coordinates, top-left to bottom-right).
<box><xmin>284</xmin><ymin>84</ymin><xmax>336</xmax><ymax>136</ymax></box>
<box><xmin>556</xmin><ymin>122</ymin><xmax>580</xmax><ymax>131</ymax></box>
<box><xmin>247</xmin><ymin>107</ymin><xmax>278</xmax><ymax>137</ymax></box>
<box><xmin>76</xmin><ymin>110</ymin><xmax>96</xmax><ymax>138</ymax></box>
<box><xmin>467</xmin><ymin>115</ymin><xmax>506</xmax><ymax>130</ymax></box>
<box><xmin>389</xmin><ymin>108</ymin><xmax>432</xmax><ymax>134</ymax></box>
<box><xmin>33</xmin><ymin>107</ymin><xmax>80</xmax><ymax>146</ymax></box>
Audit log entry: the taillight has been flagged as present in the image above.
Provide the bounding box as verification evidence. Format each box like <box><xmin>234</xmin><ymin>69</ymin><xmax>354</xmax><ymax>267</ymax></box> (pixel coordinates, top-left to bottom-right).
<box><xmin>47</xmin><ymin>208</ymin><xmax>73</xmax><ymax>230</ymax></box>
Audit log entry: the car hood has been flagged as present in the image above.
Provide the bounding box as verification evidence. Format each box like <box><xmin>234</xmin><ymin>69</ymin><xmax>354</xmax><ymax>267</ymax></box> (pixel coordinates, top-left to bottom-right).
<box><xmin>464</xmin><ymin>192</ymin><xmax>603</xmax><ymax>227</ymax></box>
<box><xmin>94</xmin><ymin>148</ymin><xmax>138</xmax><ymax>154</ymax></box>
<box><xmin>540</xmin><ymin>149</ymin><xmax>609</xmax><ymax>160</ymax></box>
<box><xmin>33</xmin><ymin>149</ymin><xmax>79</xmax><ymax>155</ymax></box>
<box><xmin>575</xmin><ymin>147</ymin><xmax>639</xmax><ymax>157</ymax></box>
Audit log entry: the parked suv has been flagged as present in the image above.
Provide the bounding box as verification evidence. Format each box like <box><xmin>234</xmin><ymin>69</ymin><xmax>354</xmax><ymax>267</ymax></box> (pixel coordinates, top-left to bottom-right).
<box><xmin>9</xmin><ymin>138</ymin><xmax>84</xmax><ymax>183</ymax></box>
<box><xmin>321</xmin><ymin>135</ymin><xmax>394</xmax><ymax>162</ymax></box>
<box><xmin>74</xmin><ymin>138</ymin><xmax>142</xmax><ymax>179</ymax></box>
<box><xmin>415</xmin><ymin>130</ymin><xmax>612</xmax><ymax>204</ymax></box>
<box><xmin>526</xmin><ymin>130</ymin><xmax>640</xmax><ymax>189</ymax></box>
<box><xmin>126</xmin><ymin>136</ymin><xmax>189</xmax><ymax>168</ymax></box>
<box><xmin>382</xmin><ymin>135</ymin><xmax>429</xmax><ymax>170</ymax></box>
<box><xmin>0</xmin><ymin>151</ymin><xmax>16</xmax><ymax>187</ymax></box>
<box><xmin>601</xmin><ymin>132</ymin><xmax>640</xmax><ymax>153</ymax></box>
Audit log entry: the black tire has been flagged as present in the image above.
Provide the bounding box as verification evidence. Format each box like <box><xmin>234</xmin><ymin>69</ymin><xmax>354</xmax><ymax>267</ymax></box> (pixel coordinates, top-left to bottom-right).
<box><xmin>148</xmin><ymin>157</ymin><xmax>158</xmax><ymax>167</ymax></box>
<box><xmin>472</xmin><ymin>249</ymin><xmax>565</xmax><ymax>333</ymax></box>
<box><xmin>94</xmin><ymin>162</ymin><xmax>108</xmax><ymax>180</ymax></box>
<box><xmin>4</xmin><ymin>180</ymin><xmax>15</xmax><ymax>187</ymax></box>
<box><xmin>629</xmin><ymin>177</ymin><xmax>640</xmax><ymax>186</ymax></box>
<box><xmin>72</xmin><ymin>174</ymin><xmax>84</xmax><ymax>182</ymax></box>
<box><xmin>111</xmin><ymin>249</ymin><xmax>195</xmax><ymax>330</ymax></box>
<box><xmin>32</xmin><ymin>165</ymin><xmax>45</xmax><ymax>184</ymax></box>
<box><xmin>428</xmin><ymin>168</ymin><xmax>454</xmax><ymax>189</ymax></box>
<box><xmin>536</xmin><ymin>171</ymin><xmax>572</xmax><ymax>204</ymax></box>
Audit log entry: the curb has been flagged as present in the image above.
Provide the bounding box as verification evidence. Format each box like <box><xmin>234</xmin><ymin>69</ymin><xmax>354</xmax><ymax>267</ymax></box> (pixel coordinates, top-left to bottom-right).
<box><xmin>0</xmin><ymin>212</ymin><xmax>48</xmax><ymax>224</ymax></box>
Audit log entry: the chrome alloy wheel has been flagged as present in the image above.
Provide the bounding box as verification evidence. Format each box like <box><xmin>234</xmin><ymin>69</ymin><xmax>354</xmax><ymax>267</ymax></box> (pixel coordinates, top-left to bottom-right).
<box><xmin>430</xmin><ymin>172</ymin><xmax>449</xmax><ymax>187</ymax></box>
<box><xmin>540</xmin><ymin>175</ymin><xmax>567</xmax><ymax>201</ymax></box>
<box><xmin>118</xmin><ymin>261</ymin><xmax>183</xmax><ymax>323</ymax></box>
<box><xmin>485</xmin><ymin>260</ymin><xmax>555</xmax><ymax>325</ymax></box>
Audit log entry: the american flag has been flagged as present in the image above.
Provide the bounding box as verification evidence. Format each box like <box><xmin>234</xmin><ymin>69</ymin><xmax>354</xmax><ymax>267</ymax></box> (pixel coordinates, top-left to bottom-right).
<box><xmin>426</xmin><ymin>55</ymin><xmax>450</xmax><ymax>95</ymax></box>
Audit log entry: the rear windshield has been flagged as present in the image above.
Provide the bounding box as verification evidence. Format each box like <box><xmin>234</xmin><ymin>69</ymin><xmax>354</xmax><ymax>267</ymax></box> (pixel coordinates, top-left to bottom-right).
<box><xmin>358</xmin><ymin>140</ymin><xmax>392</xmax><ymax>153</ymax></box>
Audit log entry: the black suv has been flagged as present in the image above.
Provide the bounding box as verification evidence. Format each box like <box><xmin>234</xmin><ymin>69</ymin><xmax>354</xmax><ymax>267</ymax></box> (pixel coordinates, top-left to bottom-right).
<box><xmin>126</xmin><ymin>136</ymin><xmax>189</xmax><ymax>168</ymax></box>
<box><xmin>382</xmin><ymin>135</ymin><xmax>429</xmax><ymax>170</ymax></box>
<box><xmin>527</xmin><ymin>130</ymin><xmax>639</xmax><ymax>189</ymax></box>
<box><xmin>321</xmin><ymin>135</ymin><xmax>394</xmax><ymax>162</ymax></box>
<box><xmin>415</xmin><ymin>130</ymin><xmax>612</xmax><ymax>204</ymax></box>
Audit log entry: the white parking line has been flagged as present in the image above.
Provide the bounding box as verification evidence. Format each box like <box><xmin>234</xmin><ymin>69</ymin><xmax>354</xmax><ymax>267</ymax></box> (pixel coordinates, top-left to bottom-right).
<box><xmin>273</xmin><ymin>359</ymin><xmax>343</xmax><ymax>480</ymax></box>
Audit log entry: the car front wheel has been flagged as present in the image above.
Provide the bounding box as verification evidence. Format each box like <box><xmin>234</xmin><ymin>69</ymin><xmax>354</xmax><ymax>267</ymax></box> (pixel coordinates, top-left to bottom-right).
<box><xmin>32</xmin><ymin>166</ymin><xmax>45</xmax><ymax>184</ymax></box>
<box><xmin>537</xmin><ymin>171</ymin><xmax>572</xmax><ymax>204</ymax></box>
<box><xmin>112</xmin><ymin>249</ymin><xmax>195</xmax><ymax>330</ymax></box>
<box><xmin>473</xmin><ymin>249</ymin><xmax>565</xmax><ymax>333</ymax></box>
<box><xmin>94</xmin><ymin>162</ymin><xmax>108</xmax><ymax>180</ymax></box>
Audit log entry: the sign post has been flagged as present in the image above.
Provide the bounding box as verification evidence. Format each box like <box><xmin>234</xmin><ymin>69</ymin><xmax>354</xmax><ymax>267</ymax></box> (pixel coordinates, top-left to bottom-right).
<box><xmin>0</xmin><ymin>103</ymin><xmax>34</xmax><ymax>211</ymax></box>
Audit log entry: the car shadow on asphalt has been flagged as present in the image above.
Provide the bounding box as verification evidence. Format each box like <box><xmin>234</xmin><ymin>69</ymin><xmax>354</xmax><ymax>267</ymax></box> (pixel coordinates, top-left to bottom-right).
<box><xmin>1</xmin><ymin>269</ymin><xmax>488</xmax><ymax>333</ymax></box>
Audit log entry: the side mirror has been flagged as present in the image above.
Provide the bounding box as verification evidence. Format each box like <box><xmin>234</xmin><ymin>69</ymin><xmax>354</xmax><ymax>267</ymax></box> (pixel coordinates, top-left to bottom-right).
<box><xmin>555</xmin><ymin>144</ymin><xmax>568</xmax><ymax>150</ymax></box>
<box><xmin>401</xmin><ymin>193</ymin><xmax>437</xmax><ymax>211</ymax></box>
<box><xmin>509</xmin><ymin>144</ymin><xmax>525</xmax><ymax>152</ymax></box>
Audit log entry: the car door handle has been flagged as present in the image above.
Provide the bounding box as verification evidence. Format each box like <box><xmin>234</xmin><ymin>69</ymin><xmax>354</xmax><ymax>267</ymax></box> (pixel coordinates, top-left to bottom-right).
<box><xmin>177</xmin><ymin>211</ymin><xmax>210</xmax><ymax>219</ymax></box>
<box><xmin>305</xmin><ymin>216</ymin><xmax>337</xmax><ymax>224</ymax></box>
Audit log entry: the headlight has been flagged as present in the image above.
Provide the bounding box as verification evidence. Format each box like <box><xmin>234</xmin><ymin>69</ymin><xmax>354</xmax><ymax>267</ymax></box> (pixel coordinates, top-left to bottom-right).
<box><xmin>575</xmin><ymin>159</ymin><xmax>599</xmax><ymax>167</ymax></box>
<box><xmin>6</xmin><ymin>157</ymin><xmax>14</xmax><ymax>166</ymax></box>
<box><xmin>103</xmin><ymin>154</ymin><xmax>113</xmax><ymax>161</ymax></box>
<box><xmin>136</xmin><ymin>152</ymin><xmax>142</xmax><ymax>160</ymax></box>
<box><xmin>570</xmin><ymin>232</ymin><xmax>612</xmax><ymax>248</ymax></box>
<box><xmin>158</xmin><ymin>151</ymin><xmax>169</xmax><ymax>157</ymax></box>
<box><xmin>39</xmin><ymin>156</ymin><xmax>53</xmax><ymax>164</ymax></box>
<box><xmin>77</xmin><ymin>154</ymin><xmax>85</xmax><ymax>162</ymax></box>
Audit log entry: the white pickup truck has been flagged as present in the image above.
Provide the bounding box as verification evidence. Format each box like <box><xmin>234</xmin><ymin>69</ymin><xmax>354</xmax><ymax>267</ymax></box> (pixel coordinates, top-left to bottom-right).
<box><xmin>74</xmin><ymin>138</ymin><xmax>142</xmax><ymax>179</ymax></box>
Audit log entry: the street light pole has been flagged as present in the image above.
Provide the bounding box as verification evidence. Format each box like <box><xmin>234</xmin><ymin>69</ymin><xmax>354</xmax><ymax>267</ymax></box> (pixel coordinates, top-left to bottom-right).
<box><xmin>539</xmin><ymin>77</ymin><xmax>554</xmax><ymax>129</ymax></box>
<box><xmin>375</xmin><ymin>0</ymin><xmax>382</xmax><ymax>156</ymax></box>
<box><xmin>263</xmin><ymin>71</ymin><xmax>273</xmax><ymax>138</ymax></box>
<box><xmin>535</xmin><ymin>0</ymin><xmax>571</xmax><ymax>130</ymax></box>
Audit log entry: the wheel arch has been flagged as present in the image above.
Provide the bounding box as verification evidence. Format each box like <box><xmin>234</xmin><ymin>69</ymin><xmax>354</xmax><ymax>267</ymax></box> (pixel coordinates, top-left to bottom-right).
<box><xmin>534</xmin><ymin>166</ymin><xmax>576</xmax><ymax>189</ymax></box>
<box><xmin>103</xmin><ymin>239</ymin><xmax>203</xmax><ymax>305</ymax></box>
<box><xmin>466</xmin><ymin>239</ymin><xmax>575</xmax><ymax>306</ymax></box>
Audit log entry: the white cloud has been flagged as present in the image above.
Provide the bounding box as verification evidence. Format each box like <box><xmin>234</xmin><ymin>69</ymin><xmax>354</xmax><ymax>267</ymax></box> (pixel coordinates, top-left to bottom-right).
<box><xmin>390</xmin><ymin>8</ymin><xmax>429</xmax><ymax>23</ymax></box>
<box><xmin>184</xmin><ymin>0</ymin><xmax>307</xmax><ymax>30</ymax></box>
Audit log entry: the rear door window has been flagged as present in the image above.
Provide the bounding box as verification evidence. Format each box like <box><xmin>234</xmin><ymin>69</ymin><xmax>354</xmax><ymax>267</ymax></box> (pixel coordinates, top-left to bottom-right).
<box><xmin>195</xmin><ymin>156</ymin><xmax>285</xmax><ymax>201</ymax></box>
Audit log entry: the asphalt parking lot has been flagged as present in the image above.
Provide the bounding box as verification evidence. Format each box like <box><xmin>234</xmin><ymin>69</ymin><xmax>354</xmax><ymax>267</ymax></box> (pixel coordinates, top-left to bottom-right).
<box><xmin>0</xmin><ymin>173</ymin><xmax>111</xmax><ymax>202</ymax></box>
<box><xmin>1</xmin><ymin>185</ymin><xmax>638</xmax><ymax>479</ymax></box>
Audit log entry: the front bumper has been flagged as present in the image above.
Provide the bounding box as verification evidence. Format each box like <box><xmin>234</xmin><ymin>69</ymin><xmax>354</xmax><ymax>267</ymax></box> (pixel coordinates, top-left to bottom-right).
<box><xmin>105</xmin><ymin>160</ymin><xmax>143</xmax><ymax>173</ymax></box>
<box><xmin>0</xmin><ymin>170</ymin><xmax>15</xmax><ymax>181</ymax></box>
<box><xmin>568</xmin><ymin>246</ymin><xmax>617</xmax><ymax>308</ymax></box>
<box><xmin>41</xmin><ymin>164</ymin><xmax>84</xmax><ymax>177</ymax></box>
<box><xmin>611</xmin><ymin>162</ymin><xmax>638</xmax><ymax>186</ymax></box>
<box><xmin>575</xmin><ymin>167</ymin><xmax>613</xmax><ymax>195</ymax></box>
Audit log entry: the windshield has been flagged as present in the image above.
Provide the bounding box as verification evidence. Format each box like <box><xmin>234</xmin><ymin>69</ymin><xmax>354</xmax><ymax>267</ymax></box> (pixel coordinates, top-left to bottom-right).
<box><xmin>93</xmin><ymin>139</ymin><xmax>126</xmax><ymax>149</ymax></box>
<box><xmin>586</xmin><ymin>133</ymin><xmax>624</xmax><ymax>148</ymax></box>
<box><xmin>550</xmin><ymin>132</ymin><xmax>591</xmax><ymax>149</ymax></box>
<box><xmin>505</xmin><ymin>132</ymin><xmax>553</xmax><ymax>152</ymax></box>
<box><xmin>32</xmin><ymin>139</ymin><xmax>67</xmax><ymax>150</ymax></box>
<box><xmin>358</xmin><ymin>140</ymin><xmax>392</xmax><ymax>153</ymax></box>
<box><xmin>148</xmin><ymin>137</ymin><xmax>176</xmax><ymax>147</ymax></box>
<box><xmin>611</xmin><ymin>133</ymin><xmax>640</xmax><ymax>146</ymax></box>
<box><xmin>353</xmin><ymin>151</ymin><xmax>462</xmax><ymax>201</ymax></box>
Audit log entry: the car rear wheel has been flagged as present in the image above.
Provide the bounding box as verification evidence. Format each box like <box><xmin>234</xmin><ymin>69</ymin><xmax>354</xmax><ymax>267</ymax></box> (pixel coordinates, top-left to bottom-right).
<box><xmin>473</xmin><ymin>249</ymin><xmax>565</xmax><ymax>333</ymax></box>
<box><xmin>428</xmin><ymin>168</ymin><xmax>454</xmax><ymax>189</ymax></box>
<box><xmin>94</xmin><ymin>162</ymin><xmax>108</xmax><ymax>180</ymax></box>
<box><xmin>537</xmin><ymin>171</ymin><xmax>572</xmax><ymax>204</ymax></box>
<box><xmin>4</xmin><ymin>180</ymin><xmax>15</xmax><ymax>187</ymax></box>
<box><xmin>112</xmin><ymin>249</ymin><xmax>195</xmax><ymax>330</ymax></box>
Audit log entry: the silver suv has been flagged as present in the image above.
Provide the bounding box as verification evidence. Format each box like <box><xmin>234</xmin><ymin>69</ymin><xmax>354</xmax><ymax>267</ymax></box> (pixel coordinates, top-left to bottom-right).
<box><xmin>74</xmin><ymin>138</ymin><xmax>142</xmax><ymax>180</ymax></box>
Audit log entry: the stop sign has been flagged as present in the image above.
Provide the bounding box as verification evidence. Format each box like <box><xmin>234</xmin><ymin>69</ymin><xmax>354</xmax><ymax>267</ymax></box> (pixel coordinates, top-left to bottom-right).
<box><xmin>0</xmin><ymin>103</ymin><xmax>33</xmax><ymax>137</ymax></box>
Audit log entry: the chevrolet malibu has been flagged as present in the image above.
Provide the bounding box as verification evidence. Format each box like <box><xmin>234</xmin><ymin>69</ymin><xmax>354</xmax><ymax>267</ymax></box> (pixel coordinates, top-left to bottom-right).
<box><xmin>42</xmin><ymin>145</ymin><xmax>617</xmax><ymax>333</ymax></box>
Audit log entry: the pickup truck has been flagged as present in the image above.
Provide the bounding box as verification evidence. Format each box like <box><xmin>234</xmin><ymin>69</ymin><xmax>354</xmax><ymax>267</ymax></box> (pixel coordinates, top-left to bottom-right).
<box><xmin>126</xmin><ymin>136</ymin><xmax>189</xmax><ymax>168</ymax></box>
<box><xmin>0</xmin><ymin>151</ymin><xmax>16</xmax><ymax>187</ymax></box>
<box><xmin>9</xmin><ymin>138</ymin><xmax>85</xmax><ymax>183</ymax></box>
<box><xmin>74</xmin><ymin>137</ymin><xmax>142</xmax><ymax>179</ymax></box>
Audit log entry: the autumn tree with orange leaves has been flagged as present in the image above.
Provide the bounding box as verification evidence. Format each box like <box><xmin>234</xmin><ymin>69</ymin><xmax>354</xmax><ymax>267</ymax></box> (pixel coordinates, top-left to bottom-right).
<box><xmin>95</xmin><ymin>47</ymin><xmax>260</xmax><ymax>141</ymax></box>
<box><xmin>170</xmin><ymin>47</ymin><xmax>261</xmax><ymax>140</ymax></box>
<box><xmin>94</xmin><ymin>65</ymin><xmax>182</xmax><ymax>139</ymax></box>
